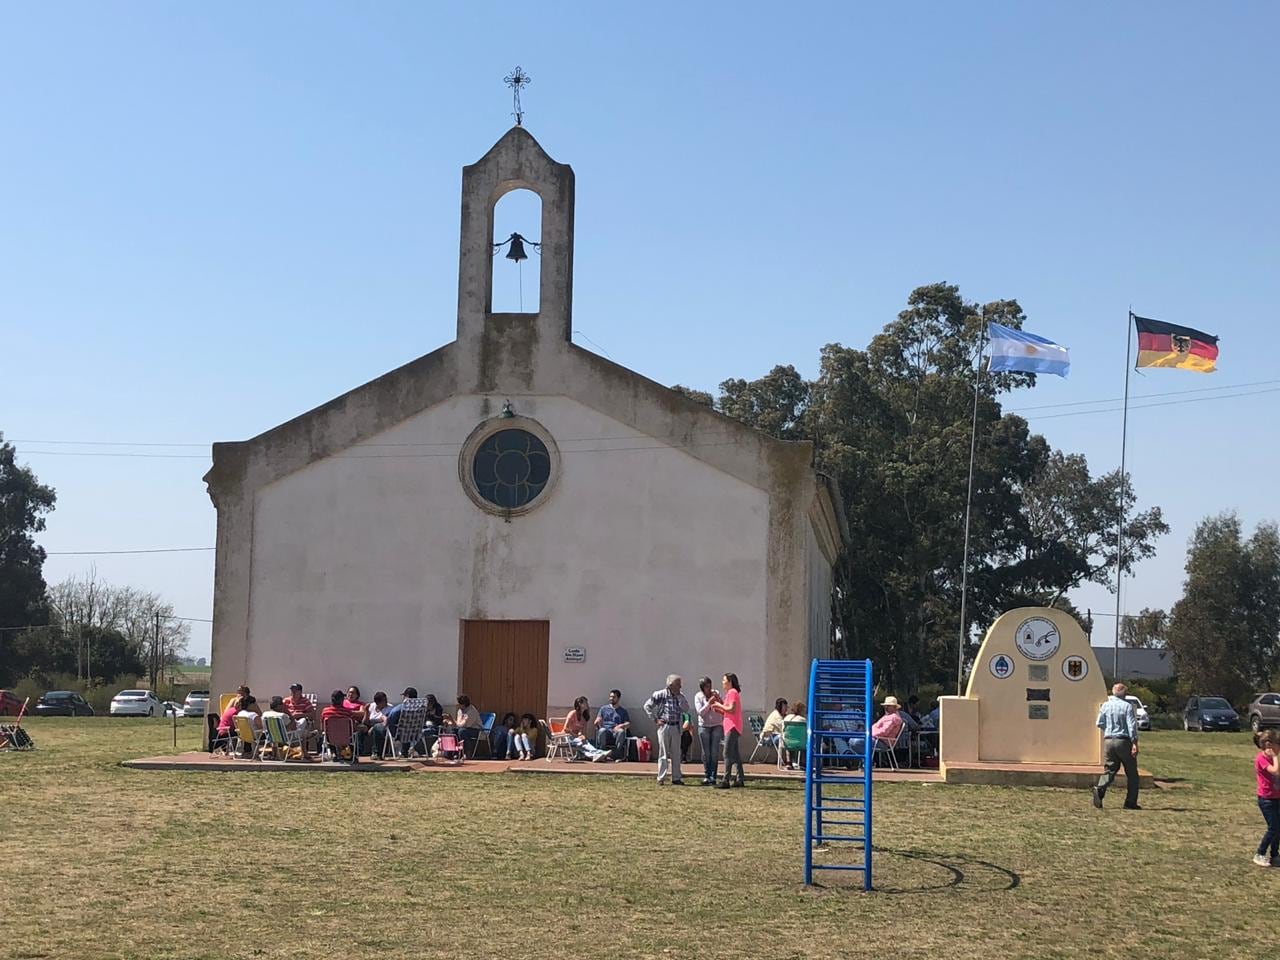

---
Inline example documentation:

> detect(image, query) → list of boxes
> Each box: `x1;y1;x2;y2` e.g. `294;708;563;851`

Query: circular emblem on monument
989;654;1014;679
458;414;560;517
1013;616;1061;661
1061;655;1089;681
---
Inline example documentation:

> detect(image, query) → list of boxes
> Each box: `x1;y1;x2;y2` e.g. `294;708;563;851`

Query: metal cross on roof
504;66;531;126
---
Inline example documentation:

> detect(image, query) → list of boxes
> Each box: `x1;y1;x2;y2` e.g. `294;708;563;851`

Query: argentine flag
987;321;1070;377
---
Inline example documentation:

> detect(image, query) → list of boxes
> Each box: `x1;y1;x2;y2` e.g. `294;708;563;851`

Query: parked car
161;700;183;718
1246;693;1280;733
1183;695;1241;732
34;691;95;716
183;690;210;718
1125;695;1151;731
109;689;165;717
0;689;24;716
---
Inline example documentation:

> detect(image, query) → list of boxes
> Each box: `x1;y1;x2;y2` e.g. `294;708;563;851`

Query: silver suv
1247;693;1280;734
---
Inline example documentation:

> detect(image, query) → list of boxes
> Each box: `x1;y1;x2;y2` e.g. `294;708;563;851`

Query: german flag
1134;316;1219;373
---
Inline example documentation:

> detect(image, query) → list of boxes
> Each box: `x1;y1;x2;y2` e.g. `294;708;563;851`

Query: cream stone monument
938;606;1131;786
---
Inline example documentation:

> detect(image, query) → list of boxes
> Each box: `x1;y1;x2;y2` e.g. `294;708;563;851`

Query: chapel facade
204;127;846;728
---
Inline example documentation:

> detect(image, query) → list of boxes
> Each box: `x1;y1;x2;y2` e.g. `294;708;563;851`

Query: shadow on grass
868;846;1021;895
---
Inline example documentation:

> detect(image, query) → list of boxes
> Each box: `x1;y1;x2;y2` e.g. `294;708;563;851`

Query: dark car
1183;695;1240;732
0;689;23;716
1247;693;1280;733
34;691;95;717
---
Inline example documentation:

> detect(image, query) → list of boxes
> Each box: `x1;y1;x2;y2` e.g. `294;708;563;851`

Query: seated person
379;687;427;758
343;686;369;724
827;704;866;767
494;712;518;761
762;697;787;756
320;690;363;758
922;702;940;729
564;697;614;762
282;683;318;753
782;701;807;770
212;695;242;753
260;696;298;756
235;695;263;732
594;689;631;760
451;694;483;752
422;693;445;752
871;696;908;751
511;712;539;760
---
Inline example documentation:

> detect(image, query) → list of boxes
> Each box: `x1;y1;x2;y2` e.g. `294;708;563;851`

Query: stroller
0;698;34;751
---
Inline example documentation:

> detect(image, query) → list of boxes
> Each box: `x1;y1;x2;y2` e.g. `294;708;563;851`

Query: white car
183;690;210;717
1125;695;1152;731
162;700;183;718
110;689;165;717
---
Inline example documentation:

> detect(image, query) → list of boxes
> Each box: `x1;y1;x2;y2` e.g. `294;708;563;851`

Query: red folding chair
322;715;357;765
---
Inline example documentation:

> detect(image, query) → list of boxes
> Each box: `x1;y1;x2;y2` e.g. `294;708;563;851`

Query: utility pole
153;610;162;691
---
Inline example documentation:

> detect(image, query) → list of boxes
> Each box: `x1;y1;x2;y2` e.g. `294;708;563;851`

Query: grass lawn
2;720;1272;959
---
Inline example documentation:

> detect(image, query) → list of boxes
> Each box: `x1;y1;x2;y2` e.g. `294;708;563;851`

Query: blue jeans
699;725;723;782
1259;797;1280;858
491;729;510;760
596;727;628;758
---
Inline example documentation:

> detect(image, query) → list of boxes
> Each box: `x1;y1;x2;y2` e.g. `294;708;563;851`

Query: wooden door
459;620;550;721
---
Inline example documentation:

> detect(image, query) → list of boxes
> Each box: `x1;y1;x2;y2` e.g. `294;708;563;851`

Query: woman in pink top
1252;730;1280;867
711;672;745;788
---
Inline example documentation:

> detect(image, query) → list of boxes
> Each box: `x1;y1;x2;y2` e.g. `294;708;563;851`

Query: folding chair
541;718;577;762
218;693;238;716
781;719;807;771
469;712;496;759
382;699;429;759
232;715;266;761
0;698;34;751
321;715;358;765
261;714;303;762
747;715;777;763
436;729;464;764
873;725;909;770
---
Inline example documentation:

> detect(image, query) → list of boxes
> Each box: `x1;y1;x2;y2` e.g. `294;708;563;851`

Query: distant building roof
1091;646;1175;682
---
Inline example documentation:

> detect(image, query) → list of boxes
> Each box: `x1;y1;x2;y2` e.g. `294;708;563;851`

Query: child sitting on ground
511;713;539;760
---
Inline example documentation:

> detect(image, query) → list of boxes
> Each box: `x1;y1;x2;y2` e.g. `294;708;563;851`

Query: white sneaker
1252;854;1271;867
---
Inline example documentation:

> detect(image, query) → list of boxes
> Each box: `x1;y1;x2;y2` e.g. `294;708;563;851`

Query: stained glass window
471;429;552;510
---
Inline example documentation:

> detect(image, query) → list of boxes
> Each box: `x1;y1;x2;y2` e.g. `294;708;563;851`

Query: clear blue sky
3;3;1277;659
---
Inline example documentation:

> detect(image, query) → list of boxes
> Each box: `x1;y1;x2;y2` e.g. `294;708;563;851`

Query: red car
0;690;25;716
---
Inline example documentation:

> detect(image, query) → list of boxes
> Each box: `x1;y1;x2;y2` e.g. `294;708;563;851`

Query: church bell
504;233;528;262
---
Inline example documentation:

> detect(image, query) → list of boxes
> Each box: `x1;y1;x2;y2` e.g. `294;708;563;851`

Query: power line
0;613;213;632
1023;385;1280;421
45;547;215;556
1007;376;1280;412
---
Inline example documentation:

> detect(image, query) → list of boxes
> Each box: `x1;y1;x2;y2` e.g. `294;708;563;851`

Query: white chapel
204;126;846;728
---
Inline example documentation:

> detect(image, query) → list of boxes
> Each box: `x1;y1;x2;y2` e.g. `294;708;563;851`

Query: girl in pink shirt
1252;730;1280;867
712;672;745;788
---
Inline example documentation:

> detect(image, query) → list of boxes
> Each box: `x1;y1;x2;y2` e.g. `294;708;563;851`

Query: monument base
941;760;1154;789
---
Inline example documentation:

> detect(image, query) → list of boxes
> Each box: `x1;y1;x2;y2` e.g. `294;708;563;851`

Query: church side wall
804;524;833;662
239;395;772;725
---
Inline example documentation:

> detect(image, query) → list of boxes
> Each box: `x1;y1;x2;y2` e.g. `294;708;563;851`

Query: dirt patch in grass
1;720;1270;959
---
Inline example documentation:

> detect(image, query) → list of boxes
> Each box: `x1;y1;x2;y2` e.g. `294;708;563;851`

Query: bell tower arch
455;126;575;355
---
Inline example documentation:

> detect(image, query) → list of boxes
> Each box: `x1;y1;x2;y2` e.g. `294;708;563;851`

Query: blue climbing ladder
804;658;873;889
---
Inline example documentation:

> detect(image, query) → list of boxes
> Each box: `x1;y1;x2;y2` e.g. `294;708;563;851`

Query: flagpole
957;326;986;692
1113;311;1134;679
